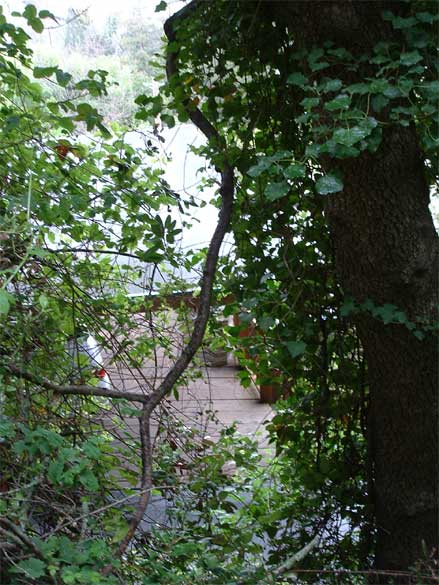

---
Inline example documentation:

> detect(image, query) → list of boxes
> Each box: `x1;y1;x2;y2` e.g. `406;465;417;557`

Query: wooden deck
168;365;273;448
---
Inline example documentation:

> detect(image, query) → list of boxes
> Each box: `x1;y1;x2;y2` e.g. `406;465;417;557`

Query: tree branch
105;0;235;566
4;363;150;404
274;533;321;577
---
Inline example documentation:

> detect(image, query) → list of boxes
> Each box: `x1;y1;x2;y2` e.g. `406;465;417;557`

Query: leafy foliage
0;2;437;584
158;0;438;579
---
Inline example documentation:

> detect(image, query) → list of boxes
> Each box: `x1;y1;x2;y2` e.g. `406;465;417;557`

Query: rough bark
264;0;439;575
325;124;438;574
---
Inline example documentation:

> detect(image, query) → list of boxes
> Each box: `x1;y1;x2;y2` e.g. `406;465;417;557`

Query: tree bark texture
263;0;439;575
326;124;438;574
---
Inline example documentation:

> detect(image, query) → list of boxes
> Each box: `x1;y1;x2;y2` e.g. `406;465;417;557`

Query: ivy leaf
391;15;417;29
315;174;343;195
345;82;370;95
310;61;330;72
333;126;370;147
422;80;439;97
367;127;383;153
323;79;342;92
155;1;167;11
283;163;306;179
248;157;274;177
383;85;401;99
372;303;407;325
305;143;321;158
15;558;46;579
259;315;275;331
371;94;389;112
325;140;360;159
287;72;307;86
400;51;422;66
265;182;290;201
325;94;351;111
284;340;306;358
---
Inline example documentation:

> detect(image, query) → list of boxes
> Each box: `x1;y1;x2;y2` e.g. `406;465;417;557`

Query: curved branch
5;363;150;404
152;1;234;415
115;405;152;554
107;0;235;566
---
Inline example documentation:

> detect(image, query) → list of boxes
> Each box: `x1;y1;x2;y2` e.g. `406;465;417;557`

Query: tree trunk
325;123;438;574
265;0;439;575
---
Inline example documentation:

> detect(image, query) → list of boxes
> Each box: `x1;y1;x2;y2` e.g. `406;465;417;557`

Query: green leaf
416;12;435;24
56;69;72;87
325;94;351;111
160;113;175;128
367;127;383;153
39;9;55;19
370;79;391;94
345;82;370;95
300;97;320;110
0;290;13;315
248;157;273;177
383;85;401;99
305;143;321;158
391;15;417;29
315;174;343;195
284;340;306;358
155;1;167;11
340;298;357;317
283;163;306;179
173;542;199;557
371;94;389;112
82;440;101;459
29;17;44;33
400;50;422;66
332;126;369;147
310;61;329;72
265;182;289;201
79;468;99;491
23;4;37;19
48;459;64;484
323;79;343;92
287;72;307;86
38;294;49;309
325;140;360;159
33;66;57;79
259;315;275;331
16;558;46;579
0;419;16;440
